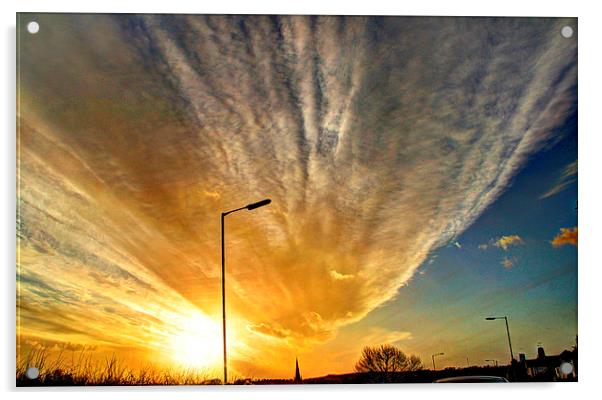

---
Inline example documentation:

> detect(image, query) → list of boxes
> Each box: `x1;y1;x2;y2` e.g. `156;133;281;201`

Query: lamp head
246;199;271;210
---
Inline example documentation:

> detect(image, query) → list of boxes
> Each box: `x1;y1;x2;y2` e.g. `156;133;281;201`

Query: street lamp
431;352;444;371
221;198;271;384
485;316;515;363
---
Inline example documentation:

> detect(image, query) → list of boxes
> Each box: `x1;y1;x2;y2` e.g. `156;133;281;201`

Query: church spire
294;357;302;383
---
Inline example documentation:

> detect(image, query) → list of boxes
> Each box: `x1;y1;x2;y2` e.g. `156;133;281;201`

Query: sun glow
167;312;223;370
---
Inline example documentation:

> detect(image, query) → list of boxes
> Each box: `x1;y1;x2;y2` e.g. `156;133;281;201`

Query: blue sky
344;117;578;369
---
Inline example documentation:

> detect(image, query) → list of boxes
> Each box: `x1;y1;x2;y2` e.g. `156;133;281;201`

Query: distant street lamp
221;199;271;384
485;316;515;363
431;352;444;371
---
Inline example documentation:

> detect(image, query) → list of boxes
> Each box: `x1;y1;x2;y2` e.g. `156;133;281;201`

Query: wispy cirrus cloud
541;160;577;199
18;14;576;377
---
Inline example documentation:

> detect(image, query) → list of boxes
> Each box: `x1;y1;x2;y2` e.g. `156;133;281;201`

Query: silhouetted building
517;346;577;381
294;357;302;383
537;346;546;359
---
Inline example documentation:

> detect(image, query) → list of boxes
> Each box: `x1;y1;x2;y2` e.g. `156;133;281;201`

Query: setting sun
167;313;223;370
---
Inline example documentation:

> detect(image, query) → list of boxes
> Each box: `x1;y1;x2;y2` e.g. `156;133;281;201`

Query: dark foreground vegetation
303;366;511;384
17;343;577;386
17;348;220;386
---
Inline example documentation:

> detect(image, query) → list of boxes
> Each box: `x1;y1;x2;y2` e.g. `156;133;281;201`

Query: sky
17;14;577;379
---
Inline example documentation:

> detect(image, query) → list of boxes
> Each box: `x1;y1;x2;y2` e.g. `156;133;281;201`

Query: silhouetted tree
406;354;423;372
355;344;423;381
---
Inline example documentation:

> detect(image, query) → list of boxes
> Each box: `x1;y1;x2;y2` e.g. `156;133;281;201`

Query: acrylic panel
16;13;578;386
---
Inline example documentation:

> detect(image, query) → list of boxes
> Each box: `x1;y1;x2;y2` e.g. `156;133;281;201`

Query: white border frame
3;1;600;399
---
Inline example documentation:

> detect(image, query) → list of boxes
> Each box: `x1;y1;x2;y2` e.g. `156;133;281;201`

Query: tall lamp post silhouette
485;316;515;363
221;198;271;384
431;352;444;371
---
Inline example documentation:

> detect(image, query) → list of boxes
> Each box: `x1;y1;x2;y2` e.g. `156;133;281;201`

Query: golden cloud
329;270;355;281
494;235;524;251
551;227;578;247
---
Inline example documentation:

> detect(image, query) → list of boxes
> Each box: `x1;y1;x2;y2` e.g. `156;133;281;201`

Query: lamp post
485;316;515;363
431;352;444;371
221;198;271;384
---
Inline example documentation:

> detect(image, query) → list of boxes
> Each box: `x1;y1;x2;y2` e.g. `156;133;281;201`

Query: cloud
247;311;333;345
247;322;292;340
501;256;515;269
541;160;577;199
17;15;577;376
25;338;98;352
479;235;522;269
329;270;354;281
551;227;578;247
493;235;524;251
359;328;413;346
202;190;221;200
479;235;524;250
